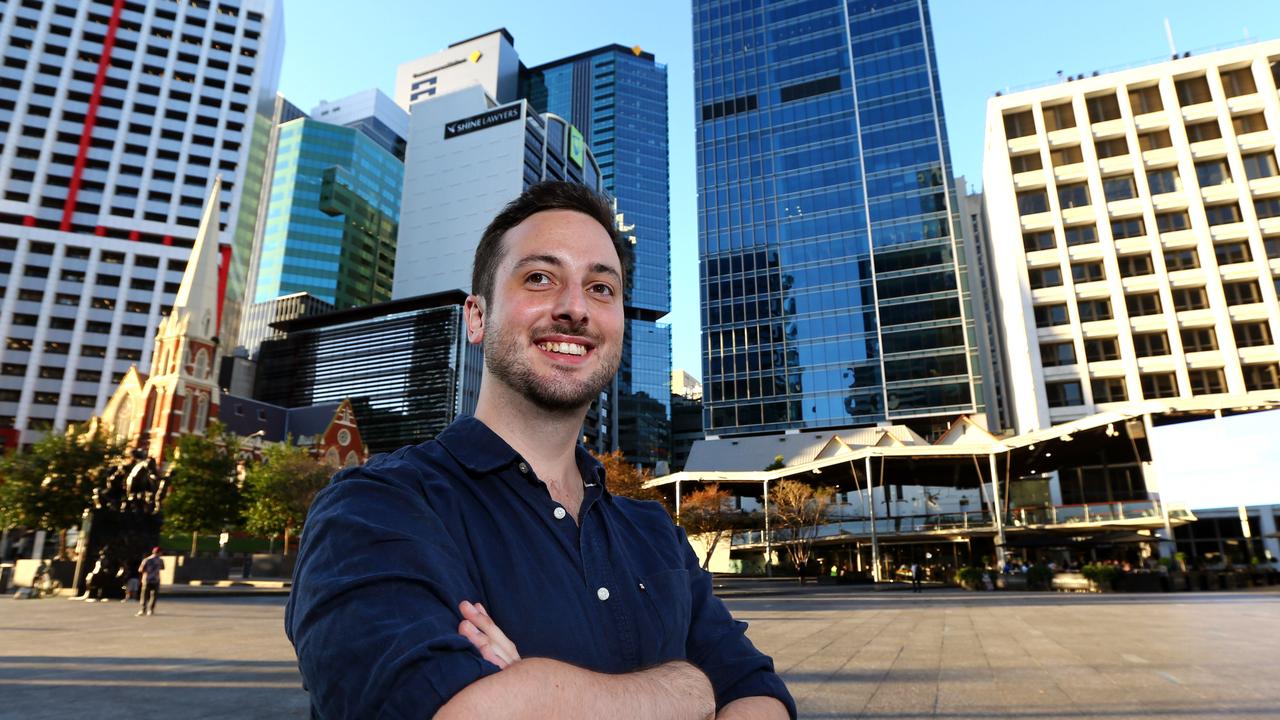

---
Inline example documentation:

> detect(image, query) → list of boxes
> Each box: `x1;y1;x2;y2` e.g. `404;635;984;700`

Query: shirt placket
579;491;639;669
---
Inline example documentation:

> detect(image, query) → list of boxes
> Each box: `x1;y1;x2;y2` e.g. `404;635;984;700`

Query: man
137;547;164;616
286;182;794;719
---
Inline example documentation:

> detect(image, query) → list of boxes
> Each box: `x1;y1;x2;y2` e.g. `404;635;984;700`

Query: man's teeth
539;341;586;356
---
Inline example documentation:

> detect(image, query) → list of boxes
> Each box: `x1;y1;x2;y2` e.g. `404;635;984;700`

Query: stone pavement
1;588;1278;718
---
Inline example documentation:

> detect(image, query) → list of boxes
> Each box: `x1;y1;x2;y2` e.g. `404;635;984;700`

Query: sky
277;1;1280;384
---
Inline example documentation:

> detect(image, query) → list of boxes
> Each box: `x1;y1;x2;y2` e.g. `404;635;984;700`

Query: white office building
0;0;284;447
394;29;520;110
983;40;1280;435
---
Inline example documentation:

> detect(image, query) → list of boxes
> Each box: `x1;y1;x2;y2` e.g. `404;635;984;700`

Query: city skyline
277;0;1280;382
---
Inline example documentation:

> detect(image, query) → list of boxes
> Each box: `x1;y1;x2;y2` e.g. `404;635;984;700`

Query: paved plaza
1;588;1278;719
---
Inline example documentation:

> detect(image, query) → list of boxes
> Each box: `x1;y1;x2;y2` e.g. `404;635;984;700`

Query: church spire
171;178;223;342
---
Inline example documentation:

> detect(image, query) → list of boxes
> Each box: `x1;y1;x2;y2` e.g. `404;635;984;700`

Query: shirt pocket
636;568;691;664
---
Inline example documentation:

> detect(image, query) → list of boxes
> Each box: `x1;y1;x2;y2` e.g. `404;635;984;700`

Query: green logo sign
568;126;584;168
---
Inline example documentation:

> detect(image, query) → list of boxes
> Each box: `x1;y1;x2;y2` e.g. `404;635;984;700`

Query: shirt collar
437;415;608;491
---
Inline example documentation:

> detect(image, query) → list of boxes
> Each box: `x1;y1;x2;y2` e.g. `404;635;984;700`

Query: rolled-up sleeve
285;462;500;719
677;527;797;719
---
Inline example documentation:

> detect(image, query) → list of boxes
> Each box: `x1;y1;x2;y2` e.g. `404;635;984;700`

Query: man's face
466;209;624;413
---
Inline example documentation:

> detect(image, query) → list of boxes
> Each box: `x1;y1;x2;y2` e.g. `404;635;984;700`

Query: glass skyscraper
524;46;673;467
694;0;983;439
254;118;403;309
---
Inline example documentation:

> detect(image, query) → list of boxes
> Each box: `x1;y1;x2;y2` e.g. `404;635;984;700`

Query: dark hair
471;181;630;302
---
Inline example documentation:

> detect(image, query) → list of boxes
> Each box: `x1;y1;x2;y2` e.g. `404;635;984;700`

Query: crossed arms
441;600;788;720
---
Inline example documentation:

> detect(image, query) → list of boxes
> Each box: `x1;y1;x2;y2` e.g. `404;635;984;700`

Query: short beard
483;320;619;414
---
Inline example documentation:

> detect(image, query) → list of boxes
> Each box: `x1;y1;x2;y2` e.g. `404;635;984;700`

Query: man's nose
552;283;589;325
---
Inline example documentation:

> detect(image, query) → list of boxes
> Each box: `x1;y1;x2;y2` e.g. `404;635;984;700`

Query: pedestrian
286;182;795;719
124;572;140;603
910;562;922;592
136;546;164;616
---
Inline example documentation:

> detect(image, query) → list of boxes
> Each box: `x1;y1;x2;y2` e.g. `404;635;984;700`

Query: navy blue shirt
285;416;795;719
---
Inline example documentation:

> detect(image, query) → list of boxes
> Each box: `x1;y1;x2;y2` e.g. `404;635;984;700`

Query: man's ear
464;294;485;345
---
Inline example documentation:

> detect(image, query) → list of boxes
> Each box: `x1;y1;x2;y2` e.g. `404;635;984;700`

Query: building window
1223;280;1263;306
1111;217;1146;239
1070;261;1105;283
1255;197;1280;220
1125;292;1162;316
1023;231;1055;252
1185;119;1222;142
1028;266;1062;289
1162;248;1199;271
1003;110;1036;139
1233;321;1273;347
1103;174;1137;201
1095;137;1129;159
1064;225;1097;246
1233;112;1267;135
1051;145;1083;166
1045;380;1084;408
1156;211;1190;233
1091;377;1128;403
1214;240;1252;265
1188;369;1226;395
1042;102;1076;131
1040;341;1077;367
1140;372;1179;399
1196;159;1231;187
1132;331;1170;357
1118;253;1155;277
1058;182;1090;209
1180;327;1218;352
1147;169;1180;195
1175;75;1213;106
1242;363;1280;391
1139;129;1172;150
1086;93;1122;122
1128;84;1163;114
1220;67;1257;97
1243;152;1278;180
1010;153;1042;173
1264;235;1280;259
1205;203;1242;226
1017;190;1049;215
1084;337;1121;362
1034;304;1069;327
1172;286;1209;311
1077;299;1113;322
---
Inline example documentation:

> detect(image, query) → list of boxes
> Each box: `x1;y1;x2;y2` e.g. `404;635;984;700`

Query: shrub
956;566;984;589
1026;563;1054;590
1080;563;1120;589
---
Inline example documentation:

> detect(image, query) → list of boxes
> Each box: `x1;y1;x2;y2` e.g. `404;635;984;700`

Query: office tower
693;0;982;440
394;29;520;110
254;290;482;455
312;89;409;160
954;177;1013;432
237;291;334;360
252;91;406;310
0;0;284;446
984;41;1280;433
669;369;703;472
524;45;673;468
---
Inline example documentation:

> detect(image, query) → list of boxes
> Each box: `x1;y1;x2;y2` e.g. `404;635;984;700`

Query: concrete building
693;0;985;441
983;41;1280;433
311;88;408;160
0;0;285;446
670;369;703;473
394;29;520;111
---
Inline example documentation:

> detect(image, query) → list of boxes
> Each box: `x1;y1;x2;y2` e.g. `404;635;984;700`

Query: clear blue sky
278;1;1280;384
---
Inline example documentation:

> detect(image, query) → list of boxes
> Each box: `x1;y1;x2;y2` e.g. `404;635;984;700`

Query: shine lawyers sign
444;103;523;139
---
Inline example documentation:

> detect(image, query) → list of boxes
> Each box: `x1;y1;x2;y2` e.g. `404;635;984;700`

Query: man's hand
458;600;521;668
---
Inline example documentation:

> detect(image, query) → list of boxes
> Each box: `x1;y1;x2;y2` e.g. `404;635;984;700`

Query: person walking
910;562;922;593
136;547;164;616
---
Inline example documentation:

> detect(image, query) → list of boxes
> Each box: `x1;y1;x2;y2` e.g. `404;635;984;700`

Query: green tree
242;441;334;555
0;424;126;557
164;421;243;555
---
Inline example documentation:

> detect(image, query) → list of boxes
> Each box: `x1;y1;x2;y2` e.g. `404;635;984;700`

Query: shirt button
596;587;610;602
553;507;567;520
517;462;529;474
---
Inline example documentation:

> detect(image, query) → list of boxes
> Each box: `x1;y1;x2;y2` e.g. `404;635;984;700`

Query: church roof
218;394;344;444
169;179;223;339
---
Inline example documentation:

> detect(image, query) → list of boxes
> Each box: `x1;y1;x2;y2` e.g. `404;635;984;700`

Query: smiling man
285;182;794;719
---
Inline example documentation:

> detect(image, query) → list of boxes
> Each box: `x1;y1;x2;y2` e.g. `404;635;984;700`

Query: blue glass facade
255;119;403;309
524;47;673;467
694;0;981;438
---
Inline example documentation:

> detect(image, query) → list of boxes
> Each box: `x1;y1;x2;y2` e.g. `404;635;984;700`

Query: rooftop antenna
1164;18;1177;58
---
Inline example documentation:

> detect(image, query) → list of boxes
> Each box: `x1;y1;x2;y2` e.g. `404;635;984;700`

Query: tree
0;423;126;557
764;454;785;471
768;479;835;583
164;421;242;555
678;484;737;570
242;440;335;555
590;449;666;506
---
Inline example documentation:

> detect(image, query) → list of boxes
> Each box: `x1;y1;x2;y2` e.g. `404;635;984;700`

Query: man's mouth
537;341;588;357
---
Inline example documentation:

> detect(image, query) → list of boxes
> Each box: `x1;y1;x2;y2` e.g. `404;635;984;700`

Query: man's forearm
717;696;790;719
436;658;715;720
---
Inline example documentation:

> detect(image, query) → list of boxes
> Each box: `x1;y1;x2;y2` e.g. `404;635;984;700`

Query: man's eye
526;272;551;285
590;283;615;296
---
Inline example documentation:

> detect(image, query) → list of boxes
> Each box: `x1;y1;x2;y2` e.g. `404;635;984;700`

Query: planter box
1116;573;1169;593
1167;571;1189;592
12;559;75;588
997;574;1028;591
1051;572;1091;592
171;556;230;583
251;554;296;579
